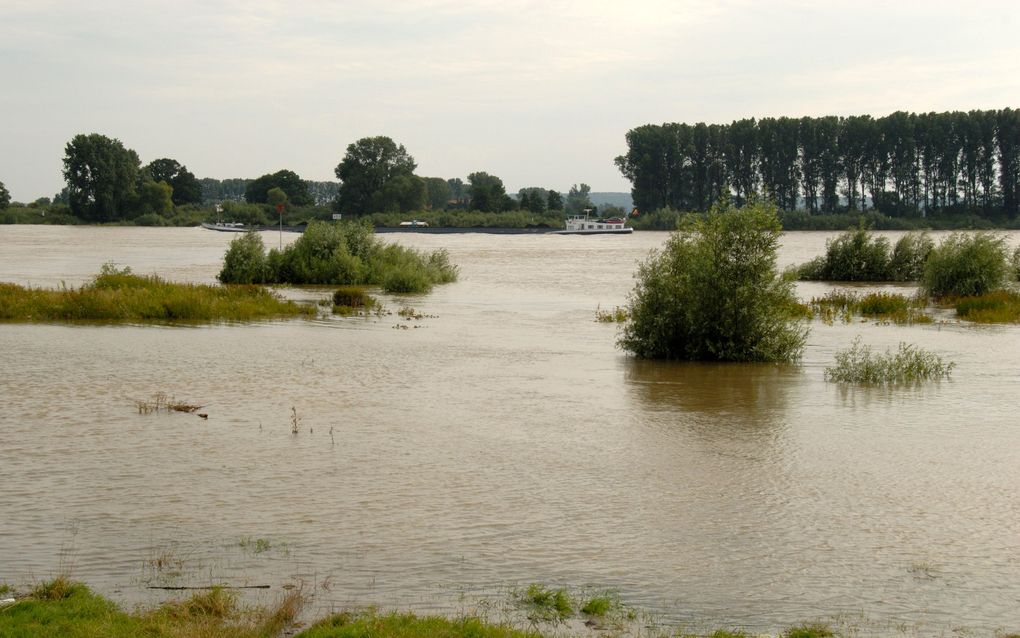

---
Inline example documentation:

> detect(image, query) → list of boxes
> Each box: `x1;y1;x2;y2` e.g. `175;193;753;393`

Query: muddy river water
1;226;1018;634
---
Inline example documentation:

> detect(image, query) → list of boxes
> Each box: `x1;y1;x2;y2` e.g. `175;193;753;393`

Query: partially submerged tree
922;232;1010;299
620;199;807;362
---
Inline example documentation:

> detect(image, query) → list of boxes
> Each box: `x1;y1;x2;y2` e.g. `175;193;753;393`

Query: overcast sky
2;0;1019;201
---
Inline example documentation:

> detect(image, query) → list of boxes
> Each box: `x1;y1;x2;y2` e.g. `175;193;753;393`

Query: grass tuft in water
784;623;835;638
238;536;272;555
824;336;955;385
954;289;1020;323
513;584;573;623
808;291;929;324
594;305;629;323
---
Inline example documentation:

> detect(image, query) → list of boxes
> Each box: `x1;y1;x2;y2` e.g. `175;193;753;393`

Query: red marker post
276;203;285;249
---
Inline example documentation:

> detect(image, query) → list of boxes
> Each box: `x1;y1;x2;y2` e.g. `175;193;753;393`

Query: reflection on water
625;359;795;425
1;227;1020;635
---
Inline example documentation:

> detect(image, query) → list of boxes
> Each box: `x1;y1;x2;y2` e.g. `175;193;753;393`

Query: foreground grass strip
298;611;538;638
824;337;955;385
0;578;297;638
0;265;314;323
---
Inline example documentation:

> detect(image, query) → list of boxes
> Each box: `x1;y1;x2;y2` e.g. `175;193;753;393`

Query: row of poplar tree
614;109;1020;218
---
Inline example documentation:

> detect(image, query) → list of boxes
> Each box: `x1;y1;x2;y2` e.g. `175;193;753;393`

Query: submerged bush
824;337;955;385
218;221;458;293
889;232;934;281
797;228;933;282
219;231;270;284
922;232;1009;299
818;226;891;281
620;200;807;362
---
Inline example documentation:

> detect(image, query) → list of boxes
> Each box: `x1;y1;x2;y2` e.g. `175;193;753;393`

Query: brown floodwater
0;226;1018;634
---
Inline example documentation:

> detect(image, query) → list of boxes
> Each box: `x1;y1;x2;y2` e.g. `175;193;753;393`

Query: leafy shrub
824;337;955;384
1012;246;1020;281
218;231;269;284
620;200;807;362
218;221;458;293
922;232;1009;299
889;232;934;281
799;226;892;281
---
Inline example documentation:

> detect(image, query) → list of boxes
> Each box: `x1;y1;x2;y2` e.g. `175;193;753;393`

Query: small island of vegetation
0;264;314;323
218;220;458;294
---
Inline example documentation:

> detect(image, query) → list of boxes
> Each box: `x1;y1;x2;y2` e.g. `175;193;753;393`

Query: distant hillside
589;192;633;210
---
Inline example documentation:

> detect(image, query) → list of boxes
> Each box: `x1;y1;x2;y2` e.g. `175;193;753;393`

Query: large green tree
144;158;202;206
0;180;10;209
565;183;594;216
466;172;506;212
517;187;548;214
334;136;417;215
244;169;312;206
423;177;451;210
372;174;426;213
62;133;141;222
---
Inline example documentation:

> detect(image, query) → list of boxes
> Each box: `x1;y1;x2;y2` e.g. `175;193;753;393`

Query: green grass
2;579;1007;638
594;305;629;322
238;537;272;555
298;611;539;638
953;289;1020;323
513;584;573;623
0;579;299;638
807;291;930;325
824;337;955;385
0;265;315;323
784;624;835;638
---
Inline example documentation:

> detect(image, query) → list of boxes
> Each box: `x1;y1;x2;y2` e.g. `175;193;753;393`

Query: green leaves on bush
620;200;806;362
217;221;458;293
796;227;933;282
824;337;955;385
922;232;1009;299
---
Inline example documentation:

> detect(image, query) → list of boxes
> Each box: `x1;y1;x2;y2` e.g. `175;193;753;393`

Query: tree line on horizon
10;133;604;224
615;109;1020;219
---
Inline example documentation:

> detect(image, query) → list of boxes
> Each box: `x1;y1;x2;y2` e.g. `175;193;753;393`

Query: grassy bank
0;265;314;323
0;578;854;638
0;578;298;638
